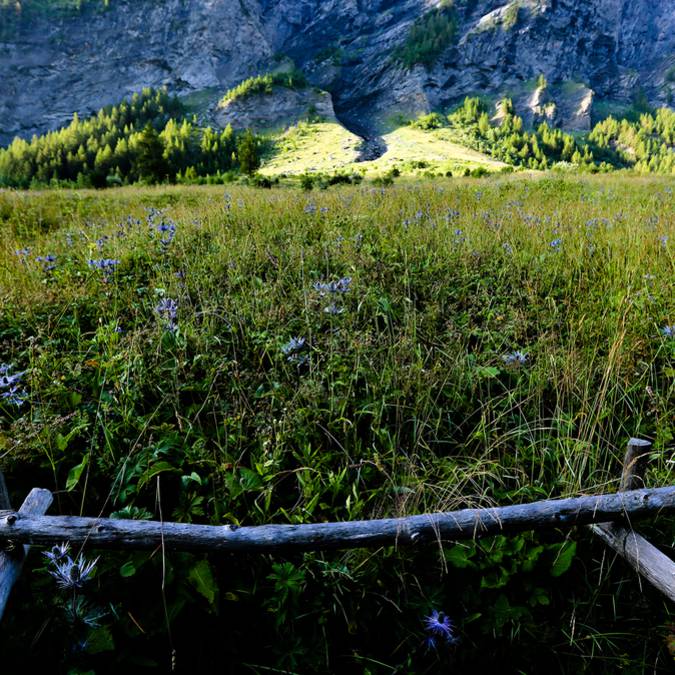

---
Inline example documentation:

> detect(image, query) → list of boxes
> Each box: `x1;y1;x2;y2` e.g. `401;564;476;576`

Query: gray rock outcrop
0;0;673;145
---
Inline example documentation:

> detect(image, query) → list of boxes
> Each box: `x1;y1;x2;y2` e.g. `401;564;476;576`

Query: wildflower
304;203;317;215
281;336;306;355
43;542;71;563
502;243;513;255
324;303;344;316
281;336;308;366
0;364;27;406
423;610;457;647
156;220;176;247
502;351;528;366
549;238;562;250
36;254;57;272
49;553;98;590
660;325;675;338
155;298;178;332
313;277;352;296
95;235;109;251
659;235;668;248
14;247;30;259
87;258;120;282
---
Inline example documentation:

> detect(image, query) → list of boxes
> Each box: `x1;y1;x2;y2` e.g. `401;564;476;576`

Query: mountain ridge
1;0;673;145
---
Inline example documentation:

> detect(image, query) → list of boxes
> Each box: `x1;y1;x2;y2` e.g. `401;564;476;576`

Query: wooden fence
1;438;673;622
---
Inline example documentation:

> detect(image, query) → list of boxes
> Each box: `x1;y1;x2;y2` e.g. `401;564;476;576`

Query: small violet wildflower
47;550;99;590
660;325;675;338
88;258;120;281
313;277;352;296
44;543;98;591
36;254;57;272
502;351;528;366
281;336;308;366
423;610;458;649
155;298;178;332
324;303;344;316
0;363;27;407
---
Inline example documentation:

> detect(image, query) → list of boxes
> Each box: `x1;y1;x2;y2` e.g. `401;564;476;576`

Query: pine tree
236;129;260;175
134;122;167;183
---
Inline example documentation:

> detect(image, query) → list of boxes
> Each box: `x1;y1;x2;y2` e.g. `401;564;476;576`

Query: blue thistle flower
423;609;457;647
502;351;528;366
324;303;344;316
313;277;352;296
281;337;308;366
281;336;306;356
36;254;57;272
87;259;121;281
43;542;71;563
155;298;179;332
48;552;98;590
0;364;27;407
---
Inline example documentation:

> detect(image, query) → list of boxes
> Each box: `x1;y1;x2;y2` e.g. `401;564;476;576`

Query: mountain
1;0;673;146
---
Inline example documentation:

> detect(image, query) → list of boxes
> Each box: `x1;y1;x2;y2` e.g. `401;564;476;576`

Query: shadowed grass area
0;175;673;672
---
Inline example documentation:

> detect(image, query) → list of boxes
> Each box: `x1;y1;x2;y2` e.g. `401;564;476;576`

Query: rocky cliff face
1;0;673;144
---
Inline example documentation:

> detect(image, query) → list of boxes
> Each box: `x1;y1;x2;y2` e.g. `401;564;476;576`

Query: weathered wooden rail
2;486;675;553
0;438;673;622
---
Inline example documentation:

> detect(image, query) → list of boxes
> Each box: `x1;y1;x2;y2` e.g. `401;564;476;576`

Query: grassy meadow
261;121;506;176
0;174;673;672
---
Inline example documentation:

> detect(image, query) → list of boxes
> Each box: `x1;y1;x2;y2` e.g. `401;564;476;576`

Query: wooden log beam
589;523;675;601
0;488;53;622
590;438;675;603
0;486;674;555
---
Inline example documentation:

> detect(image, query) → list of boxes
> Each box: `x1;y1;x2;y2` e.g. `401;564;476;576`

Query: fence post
0;487;53;622
589;438;675;602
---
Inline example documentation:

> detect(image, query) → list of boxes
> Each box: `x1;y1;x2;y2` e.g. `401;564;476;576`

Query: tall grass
0;175;673;671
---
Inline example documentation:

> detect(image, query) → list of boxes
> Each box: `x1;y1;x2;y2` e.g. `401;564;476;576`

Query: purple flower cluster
36;254;57;272
155;298;178;332
147;209;177;249
0;363;26;406
502;351;528;366
313;277;352;297
88;258;120;282
313;276;352;316
282;336;308;366
423;610;458;650
43;542;98;590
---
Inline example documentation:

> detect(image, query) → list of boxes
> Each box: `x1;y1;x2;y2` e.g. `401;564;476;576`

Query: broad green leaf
551;540;577;577
85;626;114;654
119;561;137;578
188;559;218;607
444;545;475;569
66;454;89;492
